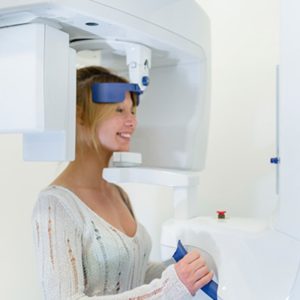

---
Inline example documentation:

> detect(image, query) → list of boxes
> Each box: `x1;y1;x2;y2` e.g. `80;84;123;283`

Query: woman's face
96;92;137;152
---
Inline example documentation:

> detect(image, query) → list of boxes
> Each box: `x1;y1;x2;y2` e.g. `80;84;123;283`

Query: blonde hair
76;66;134;154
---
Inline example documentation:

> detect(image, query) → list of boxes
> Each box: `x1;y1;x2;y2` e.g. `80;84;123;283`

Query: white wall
0;135;59;299
0;1;279;298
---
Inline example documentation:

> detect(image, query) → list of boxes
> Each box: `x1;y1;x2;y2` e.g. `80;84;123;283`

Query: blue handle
172;240;218;300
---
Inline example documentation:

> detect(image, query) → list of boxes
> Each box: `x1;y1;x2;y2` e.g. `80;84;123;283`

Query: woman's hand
174;250;213;296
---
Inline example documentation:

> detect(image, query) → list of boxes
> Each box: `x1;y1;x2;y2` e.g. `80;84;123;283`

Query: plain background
0;0;279;298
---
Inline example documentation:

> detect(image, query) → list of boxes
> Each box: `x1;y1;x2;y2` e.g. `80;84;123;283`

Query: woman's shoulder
38;185;77;206
39;184;72;196
33;185;86;227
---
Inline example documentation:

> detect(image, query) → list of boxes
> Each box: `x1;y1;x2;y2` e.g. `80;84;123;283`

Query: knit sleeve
32;194;192;300
108;265;192;300
144;261;171;284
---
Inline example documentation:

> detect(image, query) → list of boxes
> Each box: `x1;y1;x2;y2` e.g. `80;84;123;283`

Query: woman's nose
124;114;137;128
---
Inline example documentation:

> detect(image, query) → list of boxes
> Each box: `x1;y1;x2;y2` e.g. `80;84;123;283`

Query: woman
32;66;213;299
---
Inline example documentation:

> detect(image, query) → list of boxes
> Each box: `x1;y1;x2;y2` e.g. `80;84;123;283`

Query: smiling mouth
117;132;131;139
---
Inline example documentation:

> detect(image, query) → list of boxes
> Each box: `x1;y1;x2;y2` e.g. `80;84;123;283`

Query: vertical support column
275;0;300;240
173;185;200;219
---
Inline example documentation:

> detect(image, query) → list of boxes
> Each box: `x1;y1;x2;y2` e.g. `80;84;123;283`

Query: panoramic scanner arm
76;41;152;92
125;43;151;91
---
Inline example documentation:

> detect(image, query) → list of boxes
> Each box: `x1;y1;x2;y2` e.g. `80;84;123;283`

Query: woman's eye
116;107;123;113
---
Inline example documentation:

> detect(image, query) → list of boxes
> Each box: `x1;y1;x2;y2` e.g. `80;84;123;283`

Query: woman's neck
54;147;112;190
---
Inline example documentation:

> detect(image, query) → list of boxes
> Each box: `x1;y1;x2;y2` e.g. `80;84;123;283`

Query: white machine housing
0;23;76;161
0;0;210;219
0;0;210;169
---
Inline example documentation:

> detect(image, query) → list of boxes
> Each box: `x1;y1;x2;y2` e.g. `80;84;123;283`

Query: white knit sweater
32;185;192;300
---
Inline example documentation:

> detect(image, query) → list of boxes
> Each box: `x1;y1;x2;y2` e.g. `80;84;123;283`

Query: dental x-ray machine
0;0;210;220
2;1;299;300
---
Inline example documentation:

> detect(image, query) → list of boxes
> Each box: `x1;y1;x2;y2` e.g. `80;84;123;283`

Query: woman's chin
118;146;130;152
112;144;130;152
101;145;130;153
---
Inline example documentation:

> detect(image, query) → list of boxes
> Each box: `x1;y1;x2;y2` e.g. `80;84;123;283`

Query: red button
217;211;226;219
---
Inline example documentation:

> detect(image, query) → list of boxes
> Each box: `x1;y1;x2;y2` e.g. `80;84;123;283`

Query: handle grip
172;240;218;300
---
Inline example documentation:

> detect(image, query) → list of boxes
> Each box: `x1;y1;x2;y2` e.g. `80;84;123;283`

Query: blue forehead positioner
92;83;143;106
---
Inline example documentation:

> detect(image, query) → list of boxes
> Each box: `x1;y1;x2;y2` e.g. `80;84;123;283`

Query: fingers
188;255;206;271
176;250;207;275
193;265;209;279
174;250;213;296
182;250;201;264
193;271;214;291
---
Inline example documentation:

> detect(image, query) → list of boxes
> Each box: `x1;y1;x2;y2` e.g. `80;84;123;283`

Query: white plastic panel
23;39;76;161
131;61;209;171
22;25;76;161
92;0;210;52
0;23;44;132
0;0;208;60
161;217;300;300
290;265;300;300
0;23;76;161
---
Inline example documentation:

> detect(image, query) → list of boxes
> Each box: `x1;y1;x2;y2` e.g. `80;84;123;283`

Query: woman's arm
32;194;192;300
144;261;174;284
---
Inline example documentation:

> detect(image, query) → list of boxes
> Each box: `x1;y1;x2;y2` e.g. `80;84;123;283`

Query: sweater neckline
48;185;140;240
